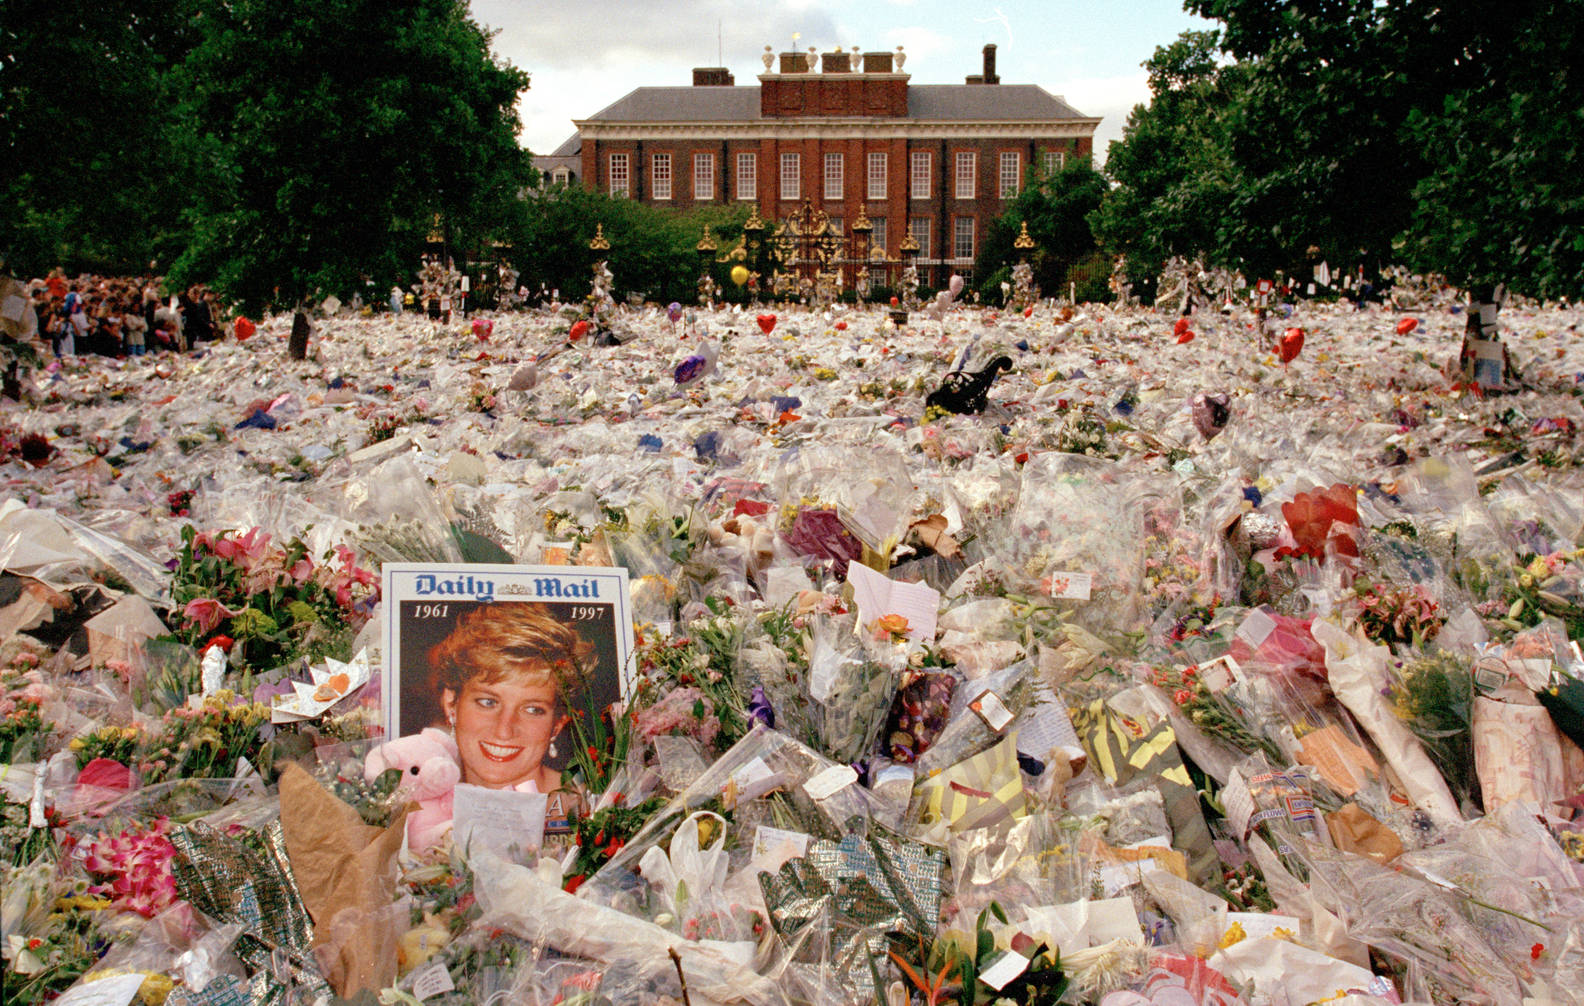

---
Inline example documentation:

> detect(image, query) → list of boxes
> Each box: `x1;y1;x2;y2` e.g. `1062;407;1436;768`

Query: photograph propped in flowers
382;563;633;779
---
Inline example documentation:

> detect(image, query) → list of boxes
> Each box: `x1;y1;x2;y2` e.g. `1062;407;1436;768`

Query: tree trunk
288;310;311;360
1460;283;1507;388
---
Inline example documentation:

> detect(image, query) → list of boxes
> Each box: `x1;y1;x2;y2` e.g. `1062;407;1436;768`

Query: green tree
975;159;1107;301
1397;1;1584;300
168;0;532;314
1182;0;1584;301
1091;30;1246;283
512;185;749;307
1;2;198;275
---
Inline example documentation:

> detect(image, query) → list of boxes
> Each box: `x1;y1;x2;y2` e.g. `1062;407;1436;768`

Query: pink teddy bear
364;727;460;854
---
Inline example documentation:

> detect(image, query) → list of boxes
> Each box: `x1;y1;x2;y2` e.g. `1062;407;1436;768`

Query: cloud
475;0;838;73
1049;71;1152;166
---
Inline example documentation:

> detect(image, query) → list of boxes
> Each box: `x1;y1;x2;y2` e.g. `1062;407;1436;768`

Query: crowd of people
25;271;228;359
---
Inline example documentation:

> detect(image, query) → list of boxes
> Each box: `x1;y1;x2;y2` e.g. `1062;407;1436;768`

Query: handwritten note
846;561;939;643
452;784;546;858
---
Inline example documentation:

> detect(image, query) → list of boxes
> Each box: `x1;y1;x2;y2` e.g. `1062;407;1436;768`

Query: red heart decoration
1024;305;1034;318
568;320;589;341
834;321;847;331
756;313;777;334
1173;318;1191;336
1176;329;1195;344
1280;327;1305;363
1396;317;1418;335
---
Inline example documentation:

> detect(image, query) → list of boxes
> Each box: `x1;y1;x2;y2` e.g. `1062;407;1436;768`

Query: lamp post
850;208;872;305
897;225;921;316
1011;221;1037;311
586;224;614;332
696;225;719;308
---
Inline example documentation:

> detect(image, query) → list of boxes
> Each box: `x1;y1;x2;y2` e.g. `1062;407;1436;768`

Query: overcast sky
470;0;1214;166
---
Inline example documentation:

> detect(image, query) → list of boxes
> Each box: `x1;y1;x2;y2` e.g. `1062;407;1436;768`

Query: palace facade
535;44;1098;285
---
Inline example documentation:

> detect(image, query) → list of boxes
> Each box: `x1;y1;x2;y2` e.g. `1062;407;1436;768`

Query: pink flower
288;557;314;584
81;817;179;917
182;597;236;634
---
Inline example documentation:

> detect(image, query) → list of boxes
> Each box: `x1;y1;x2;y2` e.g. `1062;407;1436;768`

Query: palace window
693;153;714;200
608;153;629;197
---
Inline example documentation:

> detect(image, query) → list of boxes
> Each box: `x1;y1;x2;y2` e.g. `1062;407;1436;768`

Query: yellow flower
1217;920;1247;949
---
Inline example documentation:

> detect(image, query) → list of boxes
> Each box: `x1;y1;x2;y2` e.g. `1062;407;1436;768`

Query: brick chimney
966;43;999;84
820;49;851;73
692;67;734;86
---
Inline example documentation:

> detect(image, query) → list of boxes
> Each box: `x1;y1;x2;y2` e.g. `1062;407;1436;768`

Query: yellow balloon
730;265;749;286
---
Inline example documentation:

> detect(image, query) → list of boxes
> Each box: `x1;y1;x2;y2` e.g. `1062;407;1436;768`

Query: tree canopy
1099;0;1584;299
1;2;198;275
168;0;532;312
2;1;533;313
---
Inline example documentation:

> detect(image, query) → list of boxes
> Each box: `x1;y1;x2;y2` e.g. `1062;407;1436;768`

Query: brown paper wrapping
1296;724;1378;798
1324;802;1403;864
278;763;409;997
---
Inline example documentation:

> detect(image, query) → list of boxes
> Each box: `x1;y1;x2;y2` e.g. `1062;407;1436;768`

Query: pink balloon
949;275;964;298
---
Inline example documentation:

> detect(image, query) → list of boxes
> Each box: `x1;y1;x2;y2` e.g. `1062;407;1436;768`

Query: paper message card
452;783;547;858
846;560;940;643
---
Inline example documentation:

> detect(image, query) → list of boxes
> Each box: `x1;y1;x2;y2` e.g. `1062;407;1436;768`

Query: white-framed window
954;151;976;199
652;153;672;200
1042;150;1065;175
910;151;931;199
608;153;629;197
999;151;1021;198
693;153;714;200
780;152;801;200
551;167;570;186
953;216;975;260
823;153;843;200
867;152;887;200
736;152;756;200
909;217;931;259
868;215;886;252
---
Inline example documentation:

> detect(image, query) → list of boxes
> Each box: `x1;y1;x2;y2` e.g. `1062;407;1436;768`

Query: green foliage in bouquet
629;604;751;759
561;793;667;894
1389;651;1481;810
168;525;378;673
1486;549;1584;641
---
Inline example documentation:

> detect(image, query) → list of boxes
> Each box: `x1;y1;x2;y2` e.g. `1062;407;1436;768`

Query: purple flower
747;686;775;729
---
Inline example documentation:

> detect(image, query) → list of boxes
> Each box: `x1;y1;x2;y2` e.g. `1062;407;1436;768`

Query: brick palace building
534;44;1099;287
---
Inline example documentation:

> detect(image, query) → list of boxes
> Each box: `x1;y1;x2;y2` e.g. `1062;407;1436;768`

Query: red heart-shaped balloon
889;296;899;307
1176;329;1195;344
1396;317;1418;335
834;321;847;331
1280;327;1305;363
756;313;777;334
1173;318;1191;336
569;320;589;341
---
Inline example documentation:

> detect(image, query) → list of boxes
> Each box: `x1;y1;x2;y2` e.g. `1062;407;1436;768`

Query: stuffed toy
364;727;460;854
